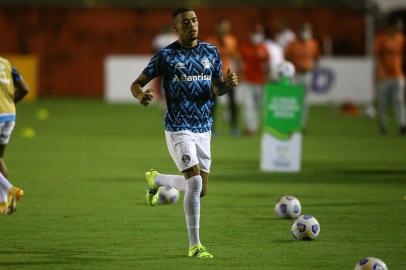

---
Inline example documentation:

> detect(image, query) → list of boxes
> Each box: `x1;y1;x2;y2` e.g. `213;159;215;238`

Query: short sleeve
143;49;163;79
213;47;223;79
11;67;22;84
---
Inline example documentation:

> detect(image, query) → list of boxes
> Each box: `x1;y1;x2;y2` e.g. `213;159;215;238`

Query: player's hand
136;89;154;106
225;68;239;88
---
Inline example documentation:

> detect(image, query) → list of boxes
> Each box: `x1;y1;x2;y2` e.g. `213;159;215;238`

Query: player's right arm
130;73;154;106
131;49;164;106
12;67;29;103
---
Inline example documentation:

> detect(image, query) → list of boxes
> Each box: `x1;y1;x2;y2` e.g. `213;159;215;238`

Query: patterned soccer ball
354;257;388;270
158;186;180;204
276;60;295;80
291;214;320;240
274;195;302;219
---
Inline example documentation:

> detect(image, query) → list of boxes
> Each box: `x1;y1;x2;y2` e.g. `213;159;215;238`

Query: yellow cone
36;108;49;120
21;127;36;138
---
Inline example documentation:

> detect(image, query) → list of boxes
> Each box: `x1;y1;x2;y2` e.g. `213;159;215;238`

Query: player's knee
183;165;200;179
200;188;207;197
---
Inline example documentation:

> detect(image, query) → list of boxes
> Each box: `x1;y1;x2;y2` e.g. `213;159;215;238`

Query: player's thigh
254;84;263;107
240;83;254;108
377;81;390;107
165;130;199;173
394;78;405;103
195;131;212;174
0;121;15;150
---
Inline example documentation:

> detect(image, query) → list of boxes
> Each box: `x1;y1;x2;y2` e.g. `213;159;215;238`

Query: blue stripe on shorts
0;114;16;122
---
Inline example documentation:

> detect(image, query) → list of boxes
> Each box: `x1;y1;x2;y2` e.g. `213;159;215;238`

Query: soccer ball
274;195;301;219
158;186;180;204
291;214;320;240
276;60;295;80
354;257;388;270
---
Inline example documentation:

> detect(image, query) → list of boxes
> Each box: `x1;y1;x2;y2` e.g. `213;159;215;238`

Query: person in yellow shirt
0;56;28;214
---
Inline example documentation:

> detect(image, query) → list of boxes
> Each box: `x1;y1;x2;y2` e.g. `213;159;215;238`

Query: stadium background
0;0;386;97
0;1;405;269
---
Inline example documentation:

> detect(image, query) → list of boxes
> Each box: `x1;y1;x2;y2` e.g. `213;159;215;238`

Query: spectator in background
275;20;296;49
264;26;284;82
207;18;240;136
152;25;178;50
285;23;320;130
152;25;178;105
239;23;269;135
373;19;406;135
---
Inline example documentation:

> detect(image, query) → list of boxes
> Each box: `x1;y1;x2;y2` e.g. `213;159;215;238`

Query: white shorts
0;121;15;145
165;130;212;173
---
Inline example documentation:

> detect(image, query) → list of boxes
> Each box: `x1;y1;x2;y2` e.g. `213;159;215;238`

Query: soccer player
130;8;238;258
0;56;28;214
373;19;406;135
285;23;320;130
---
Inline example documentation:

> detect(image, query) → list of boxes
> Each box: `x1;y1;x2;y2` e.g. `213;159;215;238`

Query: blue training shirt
143;41;223;133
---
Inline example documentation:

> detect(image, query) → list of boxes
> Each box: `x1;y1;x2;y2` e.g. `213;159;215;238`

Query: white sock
0;172;12;203
184;175;202;248
0;191;5;204
154;174;185;191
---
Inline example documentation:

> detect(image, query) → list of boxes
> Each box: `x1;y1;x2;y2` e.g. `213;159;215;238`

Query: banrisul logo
172;74;211;82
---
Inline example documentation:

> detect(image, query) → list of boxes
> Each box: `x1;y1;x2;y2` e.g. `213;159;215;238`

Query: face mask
300;30;312;40
250;33;264;45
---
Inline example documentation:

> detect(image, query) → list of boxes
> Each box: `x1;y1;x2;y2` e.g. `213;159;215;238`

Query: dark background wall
0;7;365;97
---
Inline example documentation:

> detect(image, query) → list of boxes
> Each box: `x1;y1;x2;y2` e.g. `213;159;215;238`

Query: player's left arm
12;67;29;103
212;69;239;96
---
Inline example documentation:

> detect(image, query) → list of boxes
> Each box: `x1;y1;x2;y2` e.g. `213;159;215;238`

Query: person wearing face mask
207;19;241;137
373;19;406;135
239;23;270;135
285;23;320;130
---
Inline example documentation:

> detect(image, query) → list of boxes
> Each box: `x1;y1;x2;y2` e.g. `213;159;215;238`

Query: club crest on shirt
182;155;191;165
201;57;212;69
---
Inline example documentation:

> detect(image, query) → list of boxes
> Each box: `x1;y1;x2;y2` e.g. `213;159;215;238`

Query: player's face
174;11;199;43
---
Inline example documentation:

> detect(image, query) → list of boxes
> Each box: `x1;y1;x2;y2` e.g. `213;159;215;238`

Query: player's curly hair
172;7;194;19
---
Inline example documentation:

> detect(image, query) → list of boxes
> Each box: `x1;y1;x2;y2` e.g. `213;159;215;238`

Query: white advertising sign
104;55;153;103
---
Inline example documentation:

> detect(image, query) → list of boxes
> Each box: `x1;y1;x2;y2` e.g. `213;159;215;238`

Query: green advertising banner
263;80;304;140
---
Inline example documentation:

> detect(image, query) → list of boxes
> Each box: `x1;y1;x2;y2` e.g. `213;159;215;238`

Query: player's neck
178;38;198;48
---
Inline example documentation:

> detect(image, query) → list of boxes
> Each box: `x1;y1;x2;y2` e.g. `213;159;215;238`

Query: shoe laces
192;246;209;257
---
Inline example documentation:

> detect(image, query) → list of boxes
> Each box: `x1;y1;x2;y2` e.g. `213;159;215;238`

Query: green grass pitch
0;99;405;269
